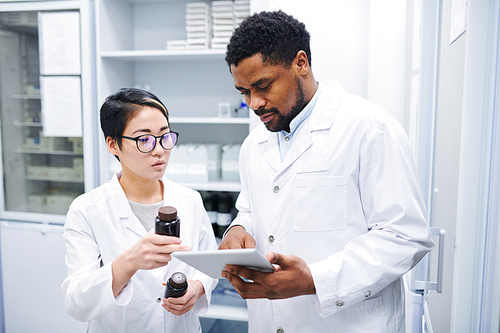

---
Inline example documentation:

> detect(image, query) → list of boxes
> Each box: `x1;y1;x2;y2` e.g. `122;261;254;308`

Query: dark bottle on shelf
217;193;233;237
203;192;219;237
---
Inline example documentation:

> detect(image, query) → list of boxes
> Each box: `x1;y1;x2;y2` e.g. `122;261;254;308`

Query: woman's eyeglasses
120;131;179;153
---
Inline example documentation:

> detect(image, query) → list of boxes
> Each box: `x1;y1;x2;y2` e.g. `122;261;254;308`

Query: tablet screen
172;248;274;279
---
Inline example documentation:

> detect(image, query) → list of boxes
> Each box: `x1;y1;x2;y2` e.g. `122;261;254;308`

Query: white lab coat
230;80;434;333
61;172;218;333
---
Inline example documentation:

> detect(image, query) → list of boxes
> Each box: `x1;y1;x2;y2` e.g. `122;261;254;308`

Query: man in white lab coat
219;10;434;333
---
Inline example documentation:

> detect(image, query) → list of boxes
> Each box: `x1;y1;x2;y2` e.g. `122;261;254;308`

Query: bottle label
207;211;217;223
217;212;232;226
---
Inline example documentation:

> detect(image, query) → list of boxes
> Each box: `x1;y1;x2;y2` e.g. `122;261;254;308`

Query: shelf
200;304;248;322
26;176;84;184
13;121;42;127
11;94;41;100
14;149;83;156
182;181;241;192
170;117;250;125
100;49;226;62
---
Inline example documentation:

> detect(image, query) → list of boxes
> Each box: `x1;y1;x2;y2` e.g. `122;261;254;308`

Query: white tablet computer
172;248;274;279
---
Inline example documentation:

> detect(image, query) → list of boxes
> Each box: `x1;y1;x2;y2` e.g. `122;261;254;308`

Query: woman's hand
112;230;190;297
125;230;190;271
162;280;205;316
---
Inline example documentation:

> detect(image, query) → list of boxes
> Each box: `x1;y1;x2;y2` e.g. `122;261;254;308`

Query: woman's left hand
161;280;205;316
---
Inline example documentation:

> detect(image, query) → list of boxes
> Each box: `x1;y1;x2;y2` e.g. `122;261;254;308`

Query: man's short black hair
225;10;311;70
100;88;169;159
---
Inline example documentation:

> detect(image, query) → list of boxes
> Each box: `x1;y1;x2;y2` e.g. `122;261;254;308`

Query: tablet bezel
172;248;274;279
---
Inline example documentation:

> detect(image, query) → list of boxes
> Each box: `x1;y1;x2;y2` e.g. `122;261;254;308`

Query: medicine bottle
217;193;233;237
164;272;188;298
155;206;180;237
203;192;219;237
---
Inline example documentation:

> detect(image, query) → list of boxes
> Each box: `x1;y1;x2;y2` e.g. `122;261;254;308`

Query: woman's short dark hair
225;10;311;70
100;88;169;151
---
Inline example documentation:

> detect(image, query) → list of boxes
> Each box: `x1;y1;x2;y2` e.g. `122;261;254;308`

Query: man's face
231;54;306;132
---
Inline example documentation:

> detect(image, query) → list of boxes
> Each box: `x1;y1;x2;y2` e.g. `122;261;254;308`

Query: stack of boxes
166;1;250;51
233;1;250;28
211;0;250;50
185;2;211;50
211;1;234;50
166;143;240;183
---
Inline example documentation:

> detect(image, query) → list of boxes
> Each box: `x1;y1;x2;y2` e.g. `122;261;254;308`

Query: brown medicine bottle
155;206;180;237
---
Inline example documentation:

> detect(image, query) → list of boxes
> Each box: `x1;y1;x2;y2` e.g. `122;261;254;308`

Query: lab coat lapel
260;130;281;172
109;174;146;238
276;80;344;173
279;122;314;174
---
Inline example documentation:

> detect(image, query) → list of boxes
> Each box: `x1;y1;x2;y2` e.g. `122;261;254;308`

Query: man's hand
218;225;256;249
221;251;316;299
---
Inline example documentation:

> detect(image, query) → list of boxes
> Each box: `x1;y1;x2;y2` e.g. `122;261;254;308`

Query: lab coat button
285;136;290;141
273;185;280;193
277;328;284;333
364;291;371;298
335;300;344;307
157;298;161;303
268;235;275;243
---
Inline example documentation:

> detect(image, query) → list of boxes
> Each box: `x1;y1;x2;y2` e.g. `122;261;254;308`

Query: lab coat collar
308;79;344;131
257;79;346;172
109;171;166;237
256;79;344;142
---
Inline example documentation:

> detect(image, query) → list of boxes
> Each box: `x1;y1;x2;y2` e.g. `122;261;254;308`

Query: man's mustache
254;108;277;116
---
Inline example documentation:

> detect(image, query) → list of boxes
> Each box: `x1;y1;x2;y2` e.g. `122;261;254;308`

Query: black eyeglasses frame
119;131;179;153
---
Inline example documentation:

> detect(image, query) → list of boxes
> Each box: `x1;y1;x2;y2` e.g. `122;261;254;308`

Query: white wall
250;0;407;124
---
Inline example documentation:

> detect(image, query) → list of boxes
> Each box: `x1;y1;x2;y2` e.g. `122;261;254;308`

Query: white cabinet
0;221;86;332
0;1;97;224
95;0;256;191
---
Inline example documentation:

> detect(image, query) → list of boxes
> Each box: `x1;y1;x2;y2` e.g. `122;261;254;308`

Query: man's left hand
221;252;316;299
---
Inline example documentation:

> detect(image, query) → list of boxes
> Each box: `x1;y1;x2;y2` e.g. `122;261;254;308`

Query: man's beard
258;78;306;132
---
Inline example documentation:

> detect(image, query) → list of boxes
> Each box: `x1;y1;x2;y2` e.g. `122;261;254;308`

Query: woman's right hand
112;230;190;297
126;230;190;271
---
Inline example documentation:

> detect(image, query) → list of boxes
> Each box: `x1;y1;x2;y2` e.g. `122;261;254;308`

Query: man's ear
294;50;310;75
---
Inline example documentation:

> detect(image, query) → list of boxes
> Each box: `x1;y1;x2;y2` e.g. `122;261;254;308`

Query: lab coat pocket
293;176;347;231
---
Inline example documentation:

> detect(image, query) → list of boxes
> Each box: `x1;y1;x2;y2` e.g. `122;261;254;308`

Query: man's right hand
218;225;256;249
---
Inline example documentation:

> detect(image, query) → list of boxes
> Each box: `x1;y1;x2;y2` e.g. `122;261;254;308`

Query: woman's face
107;106;172;182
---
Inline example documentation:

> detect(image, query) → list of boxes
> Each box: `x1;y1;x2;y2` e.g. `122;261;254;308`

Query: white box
166;40;186;51
27;165;43;178
166;144;189;182
221;144;240;182
187;144;209;183
58;167;74;180
206;144;222;181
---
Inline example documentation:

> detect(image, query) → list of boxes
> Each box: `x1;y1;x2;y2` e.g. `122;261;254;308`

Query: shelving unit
95;0;254;190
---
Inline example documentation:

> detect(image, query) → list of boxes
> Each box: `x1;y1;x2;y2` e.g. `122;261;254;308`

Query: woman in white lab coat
61;88;218;332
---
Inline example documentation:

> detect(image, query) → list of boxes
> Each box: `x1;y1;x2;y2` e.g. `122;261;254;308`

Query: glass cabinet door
0;9;85;217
